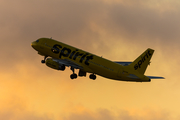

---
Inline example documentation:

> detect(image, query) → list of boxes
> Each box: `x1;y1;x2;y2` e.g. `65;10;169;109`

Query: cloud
0;96;174;120
1;0;180;55
0;111;52;120
0;96;53;120
0;0;180;120
64;109;113;120
64;108;172;120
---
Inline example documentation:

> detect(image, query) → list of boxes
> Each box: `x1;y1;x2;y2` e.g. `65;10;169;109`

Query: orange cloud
64;107;172;120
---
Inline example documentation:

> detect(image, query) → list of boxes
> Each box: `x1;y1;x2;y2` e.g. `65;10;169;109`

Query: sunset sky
0;0;180;120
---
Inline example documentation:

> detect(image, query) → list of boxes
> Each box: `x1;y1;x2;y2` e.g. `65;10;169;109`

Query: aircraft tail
128;48;154;75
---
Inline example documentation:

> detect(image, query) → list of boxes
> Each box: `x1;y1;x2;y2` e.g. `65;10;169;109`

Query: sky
0;0;180;120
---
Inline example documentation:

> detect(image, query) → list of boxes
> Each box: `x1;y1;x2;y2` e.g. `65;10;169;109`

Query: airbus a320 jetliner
31;38;164;82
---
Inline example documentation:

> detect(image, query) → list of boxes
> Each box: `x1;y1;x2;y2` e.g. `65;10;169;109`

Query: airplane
31;38;164;82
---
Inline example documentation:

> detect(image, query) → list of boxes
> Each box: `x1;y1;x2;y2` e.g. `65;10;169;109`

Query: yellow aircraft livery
31;38;164;82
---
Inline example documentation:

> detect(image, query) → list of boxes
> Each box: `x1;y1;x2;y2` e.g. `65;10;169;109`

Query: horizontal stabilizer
147;76;165;79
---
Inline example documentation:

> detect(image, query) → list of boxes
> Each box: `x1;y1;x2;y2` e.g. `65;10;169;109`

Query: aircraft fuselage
31;38;158;82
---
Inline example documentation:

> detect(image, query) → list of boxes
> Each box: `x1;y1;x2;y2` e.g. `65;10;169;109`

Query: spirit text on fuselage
51;44;93;66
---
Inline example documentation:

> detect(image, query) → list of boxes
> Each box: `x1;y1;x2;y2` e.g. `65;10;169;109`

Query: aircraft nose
31;41;37;49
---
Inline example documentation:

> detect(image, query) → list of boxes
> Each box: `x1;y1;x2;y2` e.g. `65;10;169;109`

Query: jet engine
45;58;65;71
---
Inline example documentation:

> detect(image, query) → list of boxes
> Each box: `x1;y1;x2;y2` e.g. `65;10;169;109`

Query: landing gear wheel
70;74;77;79
89;74;96;80
41;56;48;64
70;67;78;79
41;60;45;63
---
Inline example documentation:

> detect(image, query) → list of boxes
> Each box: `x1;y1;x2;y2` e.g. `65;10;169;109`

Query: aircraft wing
147;76;165;79
52;58;83;69
114;62;132;66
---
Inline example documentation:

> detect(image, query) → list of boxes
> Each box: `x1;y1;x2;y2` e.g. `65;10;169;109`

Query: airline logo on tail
134;50;152;70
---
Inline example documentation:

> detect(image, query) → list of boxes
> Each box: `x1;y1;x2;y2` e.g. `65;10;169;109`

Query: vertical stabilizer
128;48;154;75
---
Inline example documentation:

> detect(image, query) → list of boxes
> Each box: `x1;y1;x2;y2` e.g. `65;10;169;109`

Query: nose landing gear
41;56;48;63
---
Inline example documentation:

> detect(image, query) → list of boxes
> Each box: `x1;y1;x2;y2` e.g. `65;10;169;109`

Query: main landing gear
41;56;48;63
70;67;96;80
89;74;96;80
70;67;77;79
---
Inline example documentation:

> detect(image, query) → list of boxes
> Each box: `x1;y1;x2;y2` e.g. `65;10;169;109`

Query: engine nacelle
45;58;65;71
